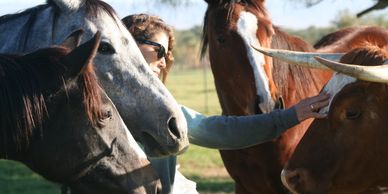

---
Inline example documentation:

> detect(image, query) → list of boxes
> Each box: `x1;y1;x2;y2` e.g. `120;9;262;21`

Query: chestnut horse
201;0;332;193
0;33;161;194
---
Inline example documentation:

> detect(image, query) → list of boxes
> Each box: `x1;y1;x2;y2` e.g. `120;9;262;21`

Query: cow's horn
315;56;388;83
251;44;344;70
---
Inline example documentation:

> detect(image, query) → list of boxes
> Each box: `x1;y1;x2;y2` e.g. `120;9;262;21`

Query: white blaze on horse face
237;11;274;113
319;73;357;114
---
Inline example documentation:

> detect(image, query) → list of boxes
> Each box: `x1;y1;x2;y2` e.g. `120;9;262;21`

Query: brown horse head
202;1;331;193
202;0;278;114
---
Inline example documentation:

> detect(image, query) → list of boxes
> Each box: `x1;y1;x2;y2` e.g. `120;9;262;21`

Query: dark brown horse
0;32;161;194
201;0;332;193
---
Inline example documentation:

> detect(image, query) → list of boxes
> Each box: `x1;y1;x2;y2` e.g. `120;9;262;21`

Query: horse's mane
0;47;103;157
201;0;268;58
270;28;326;100
47;0;118;21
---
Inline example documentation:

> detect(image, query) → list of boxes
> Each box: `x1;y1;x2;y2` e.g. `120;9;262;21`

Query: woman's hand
293;93;330;122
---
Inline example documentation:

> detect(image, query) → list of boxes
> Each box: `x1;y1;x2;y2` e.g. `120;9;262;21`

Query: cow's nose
281;169;304;193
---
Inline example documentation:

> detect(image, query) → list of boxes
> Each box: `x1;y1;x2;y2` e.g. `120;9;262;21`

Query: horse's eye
217;35;226;44
98;41;116;55
102;110;112;119
345;108;362;120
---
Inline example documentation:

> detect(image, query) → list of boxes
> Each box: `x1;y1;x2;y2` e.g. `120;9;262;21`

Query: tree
356;0;388;17
296;0;388;17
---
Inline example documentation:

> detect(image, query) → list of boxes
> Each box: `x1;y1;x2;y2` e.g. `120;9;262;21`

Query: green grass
166;68;222;116
0;160;59;194
0;68;234;194
167;68;234;193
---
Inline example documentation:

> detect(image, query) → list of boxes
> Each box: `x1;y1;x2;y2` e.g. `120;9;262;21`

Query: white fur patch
52;0;84;12
319;73;357;114
237;11;274;113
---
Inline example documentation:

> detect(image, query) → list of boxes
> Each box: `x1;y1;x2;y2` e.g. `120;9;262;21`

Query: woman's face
137;32;169;77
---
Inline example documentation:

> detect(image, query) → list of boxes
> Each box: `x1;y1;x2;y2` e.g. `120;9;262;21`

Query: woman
122;14;329;194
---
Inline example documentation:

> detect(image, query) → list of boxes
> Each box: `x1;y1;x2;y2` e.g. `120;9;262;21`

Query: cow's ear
62;31;100;79
51;0;85;12
61;29;84;50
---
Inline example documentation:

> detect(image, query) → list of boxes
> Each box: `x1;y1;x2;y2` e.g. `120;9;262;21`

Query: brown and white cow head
281;46;388;194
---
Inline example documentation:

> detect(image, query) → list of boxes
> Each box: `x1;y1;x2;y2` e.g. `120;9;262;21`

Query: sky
0;0;386;30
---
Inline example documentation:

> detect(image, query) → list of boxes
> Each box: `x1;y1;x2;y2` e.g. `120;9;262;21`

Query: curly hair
122;13;175;83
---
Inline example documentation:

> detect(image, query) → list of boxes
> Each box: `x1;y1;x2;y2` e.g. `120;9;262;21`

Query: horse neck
0;4;56;53
271;28;332;105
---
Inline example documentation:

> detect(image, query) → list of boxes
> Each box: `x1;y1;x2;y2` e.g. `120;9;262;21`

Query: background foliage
173;11;388;69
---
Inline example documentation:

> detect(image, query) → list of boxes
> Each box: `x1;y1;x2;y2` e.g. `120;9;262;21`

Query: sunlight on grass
166;68;222;116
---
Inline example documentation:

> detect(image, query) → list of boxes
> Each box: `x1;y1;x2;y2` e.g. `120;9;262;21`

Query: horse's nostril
168;117;181;139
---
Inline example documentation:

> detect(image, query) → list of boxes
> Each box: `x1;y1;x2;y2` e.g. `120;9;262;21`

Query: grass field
167;69;234;194
0;68;234;194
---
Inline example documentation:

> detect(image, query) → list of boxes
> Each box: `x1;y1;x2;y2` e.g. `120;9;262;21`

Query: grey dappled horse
0;0;188;157
0;32;161;194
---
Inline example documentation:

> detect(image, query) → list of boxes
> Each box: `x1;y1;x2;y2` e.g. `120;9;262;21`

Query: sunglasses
136;38;167;59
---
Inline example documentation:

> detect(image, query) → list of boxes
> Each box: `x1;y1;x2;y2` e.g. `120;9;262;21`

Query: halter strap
61;138;118;194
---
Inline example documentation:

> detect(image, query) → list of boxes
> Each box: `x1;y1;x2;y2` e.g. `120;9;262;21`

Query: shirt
151;105;300;194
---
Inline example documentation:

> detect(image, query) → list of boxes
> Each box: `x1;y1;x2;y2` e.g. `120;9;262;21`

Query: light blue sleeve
181;105;299;150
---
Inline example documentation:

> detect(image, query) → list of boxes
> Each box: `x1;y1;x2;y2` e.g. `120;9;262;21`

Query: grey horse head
0;0;189;157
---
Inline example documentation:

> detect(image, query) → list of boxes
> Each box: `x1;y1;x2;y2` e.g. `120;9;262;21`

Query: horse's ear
61;29;84;50
62;31;101;79
51;0;85;12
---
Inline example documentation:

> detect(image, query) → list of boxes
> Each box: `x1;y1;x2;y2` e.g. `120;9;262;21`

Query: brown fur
202;1;387;193
0;46;102;157
316;26;388;52
284;46;388;194
202;1;331;193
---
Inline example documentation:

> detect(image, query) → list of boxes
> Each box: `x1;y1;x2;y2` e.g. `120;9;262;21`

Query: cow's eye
98;41;116;55
345;108;361;120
